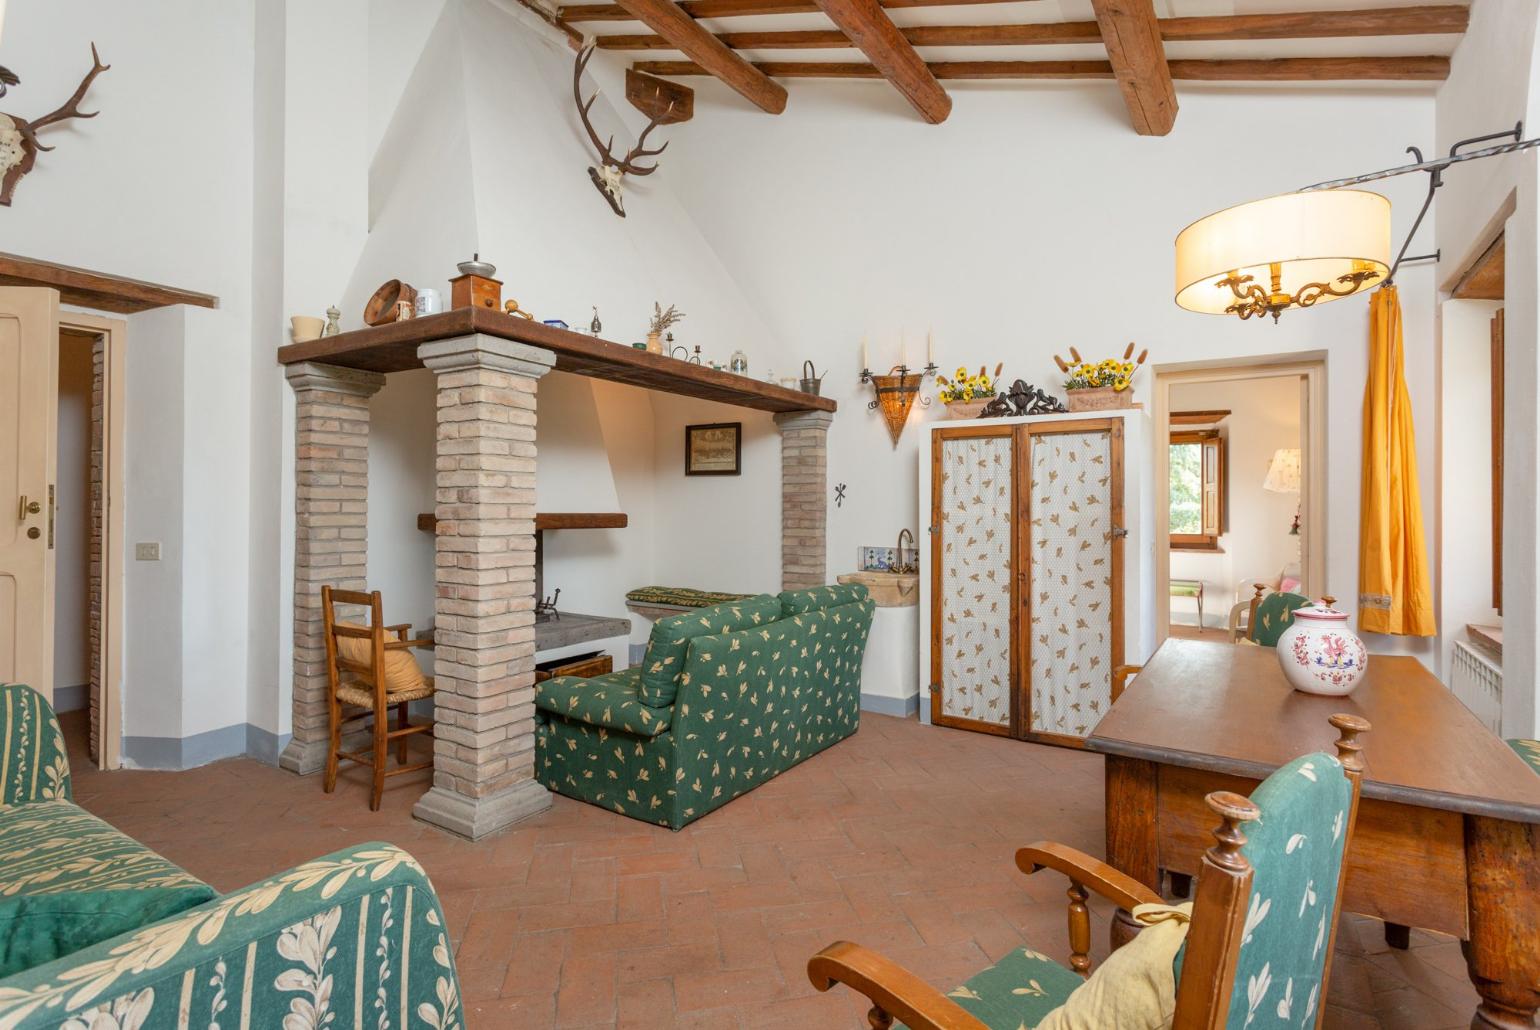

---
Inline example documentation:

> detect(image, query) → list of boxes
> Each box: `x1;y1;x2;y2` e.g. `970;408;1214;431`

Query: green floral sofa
535;584;875;830
0;683;463;1029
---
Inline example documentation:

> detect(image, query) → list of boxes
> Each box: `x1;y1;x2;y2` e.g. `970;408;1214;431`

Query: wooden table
1089;639;1540;1029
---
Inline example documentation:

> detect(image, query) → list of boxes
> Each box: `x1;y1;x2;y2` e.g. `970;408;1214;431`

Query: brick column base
412;335;555;840
774;409;833;591
280;362;386;776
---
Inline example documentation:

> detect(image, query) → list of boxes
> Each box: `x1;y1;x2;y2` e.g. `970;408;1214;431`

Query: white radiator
1450;640;1503;734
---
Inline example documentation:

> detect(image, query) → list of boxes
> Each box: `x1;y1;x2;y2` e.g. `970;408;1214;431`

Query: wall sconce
861;361;937;446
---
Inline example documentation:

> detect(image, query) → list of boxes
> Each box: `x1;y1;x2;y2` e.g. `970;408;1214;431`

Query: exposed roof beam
611;0;788;112
1167;55;1449;80
596;6;1468;50
1161;5;1468;41
634;55;1450;81
813;0;952;121
564;0;1024;20
1091;0;1177;135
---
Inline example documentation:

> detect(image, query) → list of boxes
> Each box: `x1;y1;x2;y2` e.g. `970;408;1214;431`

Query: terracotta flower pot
1066;385;1133;411
945;399;989;420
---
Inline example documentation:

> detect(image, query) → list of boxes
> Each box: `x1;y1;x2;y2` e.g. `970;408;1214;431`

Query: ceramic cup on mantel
414;288;443;316
1275;599;1368;696
290;315;324;342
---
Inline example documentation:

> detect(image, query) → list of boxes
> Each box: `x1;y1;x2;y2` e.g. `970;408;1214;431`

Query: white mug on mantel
415;288;443;316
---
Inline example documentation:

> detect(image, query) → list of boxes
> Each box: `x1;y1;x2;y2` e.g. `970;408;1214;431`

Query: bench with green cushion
535;584;875;830
0;684;463;1028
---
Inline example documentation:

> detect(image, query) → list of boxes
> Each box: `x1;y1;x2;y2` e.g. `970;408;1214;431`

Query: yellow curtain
1358;286;1435;635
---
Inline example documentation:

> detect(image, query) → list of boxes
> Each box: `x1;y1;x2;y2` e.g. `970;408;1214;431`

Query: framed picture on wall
685;422;742;476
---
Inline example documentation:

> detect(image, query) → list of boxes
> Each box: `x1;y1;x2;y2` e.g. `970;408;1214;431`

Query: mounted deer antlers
0;43;110;206
573;43;674;218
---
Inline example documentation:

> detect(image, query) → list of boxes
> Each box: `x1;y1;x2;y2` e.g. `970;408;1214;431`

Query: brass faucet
892;528;917;575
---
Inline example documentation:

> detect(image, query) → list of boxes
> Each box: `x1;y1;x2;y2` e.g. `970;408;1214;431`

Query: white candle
927;328;934;364
899;330;907;368
861;335;868;371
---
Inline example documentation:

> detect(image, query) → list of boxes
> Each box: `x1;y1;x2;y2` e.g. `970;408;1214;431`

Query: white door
0;288;59;700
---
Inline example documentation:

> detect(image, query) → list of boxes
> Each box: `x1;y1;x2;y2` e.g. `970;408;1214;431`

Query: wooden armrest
383;638;434;651
385;623;412;640
1015;842;1162;910
808;941;989;1030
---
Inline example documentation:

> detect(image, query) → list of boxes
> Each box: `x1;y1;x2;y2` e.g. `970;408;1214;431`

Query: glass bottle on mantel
730;349;748;375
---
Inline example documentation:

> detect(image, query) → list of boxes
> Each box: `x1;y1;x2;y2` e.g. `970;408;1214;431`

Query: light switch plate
134;542;161;561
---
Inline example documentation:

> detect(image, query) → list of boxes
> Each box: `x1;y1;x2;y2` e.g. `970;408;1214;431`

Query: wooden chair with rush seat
808;713;1370;1029
321;586;436;810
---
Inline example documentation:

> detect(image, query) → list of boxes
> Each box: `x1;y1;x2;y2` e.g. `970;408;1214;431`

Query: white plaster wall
653;77;1442;669
1437;298;1502;683
1435;0;1540;736
53;334;95;698
1168;377;1304;628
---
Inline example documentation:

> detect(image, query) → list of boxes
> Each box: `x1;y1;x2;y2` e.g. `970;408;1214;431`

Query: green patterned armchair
0;684;463;1029
534;585;875;830
809;713;1370;1029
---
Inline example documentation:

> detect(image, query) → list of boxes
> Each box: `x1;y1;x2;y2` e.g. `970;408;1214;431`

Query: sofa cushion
0;800;217;977
640;595;781;707
778;583;870;616
0;683;71;805
536;668;672;736
626;586;752;609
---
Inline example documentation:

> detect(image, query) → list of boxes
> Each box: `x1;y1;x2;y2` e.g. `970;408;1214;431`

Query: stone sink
838;570;919;608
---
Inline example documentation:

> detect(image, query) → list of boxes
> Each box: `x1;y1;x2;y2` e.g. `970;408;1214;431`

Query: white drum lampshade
1175;190;1392;320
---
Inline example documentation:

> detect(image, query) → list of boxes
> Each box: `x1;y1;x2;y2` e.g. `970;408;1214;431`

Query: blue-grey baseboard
123;723;292;771
53;683;88;713
860;693;919;718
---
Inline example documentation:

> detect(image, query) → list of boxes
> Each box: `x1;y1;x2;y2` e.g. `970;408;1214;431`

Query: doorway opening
53;314;125;770
1153;357;1327;647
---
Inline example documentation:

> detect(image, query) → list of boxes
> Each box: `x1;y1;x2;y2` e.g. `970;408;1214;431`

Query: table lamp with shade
1263;447;1303;535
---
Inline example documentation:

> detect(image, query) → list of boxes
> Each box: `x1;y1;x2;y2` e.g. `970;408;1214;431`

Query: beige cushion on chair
1035;902;1193;1030
334;622;428;695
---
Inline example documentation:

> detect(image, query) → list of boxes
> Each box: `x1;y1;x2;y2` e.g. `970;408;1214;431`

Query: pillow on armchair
1035;903;1192;1030
639;595;781;707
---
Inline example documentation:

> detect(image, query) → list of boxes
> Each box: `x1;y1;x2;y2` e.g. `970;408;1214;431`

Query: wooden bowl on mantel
364;279;417;326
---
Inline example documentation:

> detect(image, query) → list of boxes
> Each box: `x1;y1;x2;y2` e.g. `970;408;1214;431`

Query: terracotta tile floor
61;712;1478;1028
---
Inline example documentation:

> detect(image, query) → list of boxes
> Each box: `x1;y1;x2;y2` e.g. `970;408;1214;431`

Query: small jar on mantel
730;349;748;375
1276;598;1368;696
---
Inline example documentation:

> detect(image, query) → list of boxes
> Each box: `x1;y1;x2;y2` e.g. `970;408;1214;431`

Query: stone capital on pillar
412;333;556;840
775;408;834;592
417;334;556;379
280;361;387;776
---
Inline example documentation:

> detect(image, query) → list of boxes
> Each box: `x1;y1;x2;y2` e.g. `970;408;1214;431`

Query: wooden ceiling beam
1090;0;1177;135
597;6;1468;49
634;55;1450;81
565;0;1024;19
611;0;788;112
811;0;952;122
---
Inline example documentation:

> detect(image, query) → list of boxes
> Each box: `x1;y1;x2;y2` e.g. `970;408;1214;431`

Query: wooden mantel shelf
277;306;837;414
417;511;629;532
0;252;218;314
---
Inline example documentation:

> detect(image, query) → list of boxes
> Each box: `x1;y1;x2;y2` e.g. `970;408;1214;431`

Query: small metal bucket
800;360;823;396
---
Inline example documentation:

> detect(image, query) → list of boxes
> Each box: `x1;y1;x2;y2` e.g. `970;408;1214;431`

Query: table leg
1105;755;1160;951
1464;815;1540;1029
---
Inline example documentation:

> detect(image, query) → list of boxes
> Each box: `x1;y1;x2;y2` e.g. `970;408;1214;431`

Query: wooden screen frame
1015;418;1125;749
928;423;1018;736
1491;308;1504;613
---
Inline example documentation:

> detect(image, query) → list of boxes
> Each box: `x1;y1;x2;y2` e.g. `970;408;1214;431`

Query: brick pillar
412;334;555;840
280;362;386;775
774;409;833;591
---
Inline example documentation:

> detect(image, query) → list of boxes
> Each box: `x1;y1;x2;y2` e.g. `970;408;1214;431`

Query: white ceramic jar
1276;601;1368;696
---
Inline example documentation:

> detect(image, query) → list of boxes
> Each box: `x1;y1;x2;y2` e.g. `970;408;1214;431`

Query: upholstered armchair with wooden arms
809;713;1370;1030
321;585;436;810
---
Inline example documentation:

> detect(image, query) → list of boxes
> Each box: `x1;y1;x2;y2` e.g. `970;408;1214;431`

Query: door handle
17;495;40;520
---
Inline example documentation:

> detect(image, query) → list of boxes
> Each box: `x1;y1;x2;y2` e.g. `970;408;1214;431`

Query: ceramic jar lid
1293;601;1347;622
